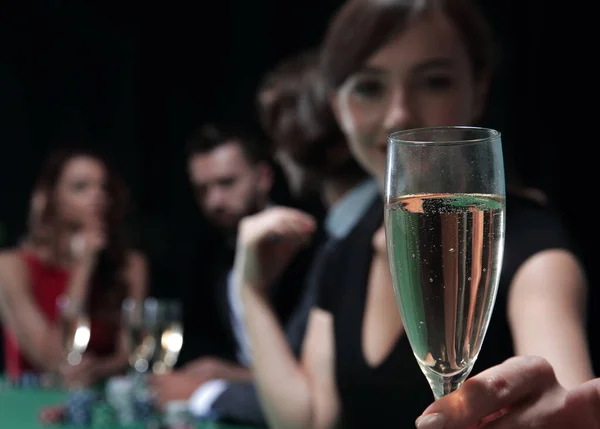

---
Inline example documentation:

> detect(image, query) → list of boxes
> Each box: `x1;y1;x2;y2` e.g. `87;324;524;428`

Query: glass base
419;362;474;400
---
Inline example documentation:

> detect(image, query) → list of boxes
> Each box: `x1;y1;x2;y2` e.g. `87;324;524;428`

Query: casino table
0;379;260;429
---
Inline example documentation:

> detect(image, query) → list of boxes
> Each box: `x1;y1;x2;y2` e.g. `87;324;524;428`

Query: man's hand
58;354;100;388
148;372;208;408
182;356;252;382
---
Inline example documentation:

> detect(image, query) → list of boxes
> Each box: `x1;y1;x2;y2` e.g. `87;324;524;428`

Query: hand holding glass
384;126;505;399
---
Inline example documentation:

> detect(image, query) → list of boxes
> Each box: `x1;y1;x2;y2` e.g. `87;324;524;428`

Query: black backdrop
0;1;597;372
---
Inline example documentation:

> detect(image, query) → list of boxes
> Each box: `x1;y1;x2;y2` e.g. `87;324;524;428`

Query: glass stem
432;378;465;400
423;364;473;400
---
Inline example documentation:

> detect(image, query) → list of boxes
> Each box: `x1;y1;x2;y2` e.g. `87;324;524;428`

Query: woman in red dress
0;146;148;387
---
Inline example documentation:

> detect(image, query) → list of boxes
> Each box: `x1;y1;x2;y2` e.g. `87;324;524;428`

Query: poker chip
20;371;40;388
105;375;136;425
133;389;156;421
38;405;65;425
64;387;97;426
163;400;193;429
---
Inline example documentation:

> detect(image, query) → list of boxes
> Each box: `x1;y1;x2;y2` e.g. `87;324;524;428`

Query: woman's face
54;156;109;227
332;10;488;185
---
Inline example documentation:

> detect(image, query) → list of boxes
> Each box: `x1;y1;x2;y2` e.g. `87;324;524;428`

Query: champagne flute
122;297;148;374
152;300;183;375
56;295;91;388
384;126;505;399
122;297;184;375
121;298;184;426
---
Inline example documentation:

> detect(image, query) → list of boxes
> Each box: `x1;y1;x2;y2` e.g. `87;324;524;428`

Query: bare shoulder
514;248;586;287
0;248;30;293
0;248;27;278
509;248;587;305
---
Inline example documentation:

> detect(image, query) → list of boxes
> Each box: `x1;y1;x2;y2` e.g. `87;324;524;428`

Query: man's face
188;140;272;231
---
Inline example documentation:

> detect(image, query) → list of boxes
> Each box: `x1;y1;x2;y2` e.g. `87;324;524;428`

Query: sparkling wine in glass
122;297;183;375
121;297;184;426
384;126;506;399
149;299;183;375
56;295;91;388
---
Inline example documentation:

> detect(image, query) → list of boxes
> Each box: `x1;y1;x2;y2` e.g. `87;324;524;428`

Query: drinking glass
122;297;184;375
384;126;505;399
121;297;184;426
56;295;91;388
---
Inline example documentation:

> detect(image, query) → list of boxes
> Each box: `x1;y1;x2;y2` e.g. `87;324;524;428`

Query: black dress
317;193;577;428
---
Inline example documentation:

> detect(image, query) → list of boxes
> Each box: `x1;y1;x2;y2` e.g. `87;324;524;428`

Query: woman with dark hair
232;0;594;428
257;47;367;205
0;147;148;387
168;48;372;426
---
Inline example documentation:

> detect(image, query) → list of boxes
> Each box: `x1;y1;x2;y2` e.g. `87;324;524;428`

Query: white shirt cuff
188;379;228;417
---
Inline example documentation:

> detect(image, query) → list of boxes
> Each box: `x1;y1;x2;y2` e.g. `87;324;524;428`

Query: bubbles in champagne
385;193;505;381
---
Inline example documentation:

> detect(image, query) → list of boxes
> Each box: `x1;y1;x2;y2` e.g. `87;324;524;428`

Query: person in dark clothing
187;48;369;426
232;0;593;428
148;123;317;408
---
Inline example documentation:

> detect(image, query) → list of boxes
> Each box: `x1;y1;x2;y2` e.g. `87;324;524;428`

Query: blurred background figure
0;146;148;387
182;47;371;426
148;123;318;410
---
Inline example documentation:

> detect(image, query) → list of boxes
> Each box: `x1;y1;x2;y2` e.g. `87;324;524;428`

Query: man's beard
215;188;266;249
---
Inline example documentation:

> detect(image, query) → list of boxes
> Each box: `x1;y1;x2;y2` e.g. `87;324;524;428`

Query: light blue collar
324;178;379;239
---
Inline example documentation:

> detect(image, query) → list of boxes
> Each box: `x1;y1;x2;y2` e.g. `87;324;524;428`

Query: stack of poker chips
10;371;40;388
163;400;194;429
8;371;61;390
105;375;136;425
131;372;164;428
38;405;66;425
133;386;157;421
64;387;98;426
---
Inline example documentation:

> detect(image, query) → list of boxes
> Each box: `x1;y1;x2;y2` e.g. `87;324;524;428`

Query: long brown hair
257;48;365;180
26;146;131;309
320;0;497;90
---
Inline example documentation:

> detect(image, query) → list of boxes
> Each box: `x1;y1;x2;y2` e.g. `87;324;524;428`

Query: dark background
0;2;596;371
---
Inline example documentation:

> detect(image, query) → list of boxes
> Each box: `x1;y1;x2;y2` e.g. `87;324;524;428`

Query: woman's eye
352;79;387;99
422;75;454;92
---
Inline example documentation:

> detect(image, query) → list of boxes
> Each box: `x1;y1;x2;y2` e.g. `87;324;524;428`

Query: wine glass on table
384;126;506;399
121;297;184;425
122;297;184;376
56;295;92;385
151;299;184;375
56;295;96;426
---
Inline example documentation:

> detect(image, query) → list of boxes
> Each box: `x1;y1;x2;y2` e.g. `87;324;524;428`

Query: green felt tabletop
0;381;259;429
